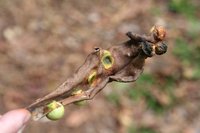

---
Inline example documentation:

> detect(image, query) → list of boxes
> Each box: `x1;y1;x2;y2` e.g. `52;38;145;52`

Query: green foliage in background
106;82;131;106
169;0;197;19
173;38;200;79
129;126;158;133
106;92;120;106
128;74;155;101
128;74;176;113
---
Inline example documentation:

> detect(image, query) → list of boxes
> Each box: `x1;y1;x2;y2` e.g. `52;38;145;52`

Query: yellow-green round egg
46;101;65;121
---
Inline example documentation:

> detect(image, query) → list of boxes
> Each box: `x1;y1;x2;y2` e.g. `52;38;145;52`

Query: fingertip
0;109;31;133
16;108;31;123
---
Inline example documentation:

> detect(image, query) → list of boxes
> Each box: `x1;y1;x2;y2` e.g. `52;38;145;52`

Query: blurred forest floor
0;0;200;133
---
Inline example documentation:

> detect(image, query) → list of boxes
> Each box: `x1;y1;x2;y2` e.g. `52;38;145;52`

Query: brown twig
27;26;167;120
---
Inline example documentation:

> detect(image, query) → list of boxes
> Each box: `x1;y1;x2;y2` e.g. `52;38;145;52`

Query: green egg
74;100;87;106
101;50;114;69
88;71;97;85
46;101;65;121
71;88;83;95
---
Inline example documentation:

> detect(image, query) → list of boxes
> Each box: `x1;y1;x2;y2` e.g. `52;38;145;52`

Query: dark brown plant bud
141;41;154;57
155;42;167;55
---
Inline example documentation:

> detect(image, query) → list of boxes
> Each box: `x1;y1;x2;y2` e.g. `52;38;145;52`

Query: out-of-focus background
0;0;200;133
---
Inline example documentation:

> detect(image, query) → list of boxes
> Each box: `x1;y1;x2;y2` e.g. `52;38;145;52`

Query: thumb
0;109;31;133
